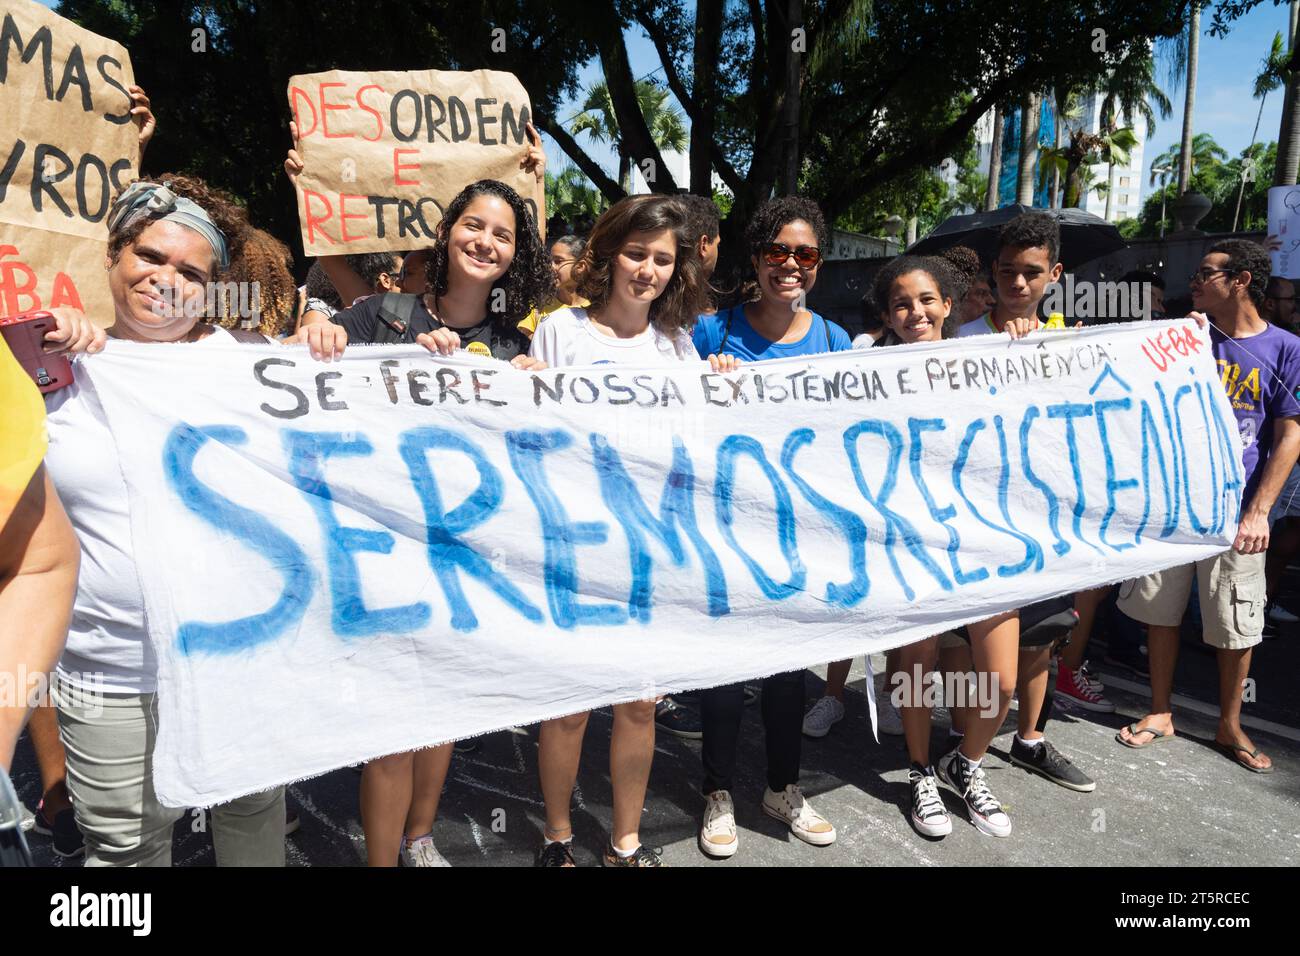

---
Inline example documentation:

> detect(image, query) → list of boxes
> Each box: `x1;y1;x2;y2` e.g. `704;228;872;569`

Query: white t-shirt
529;307;698;367
957;315;999;337
44;327;244;694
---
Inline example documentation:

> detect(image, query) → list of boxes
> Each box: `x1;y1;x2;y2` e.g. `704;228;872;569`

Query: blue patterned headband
107;180;230;272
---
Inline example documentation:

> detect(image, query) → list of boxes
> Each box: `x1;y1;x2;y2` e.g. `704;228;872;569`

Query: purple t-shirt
1212;322;1300;504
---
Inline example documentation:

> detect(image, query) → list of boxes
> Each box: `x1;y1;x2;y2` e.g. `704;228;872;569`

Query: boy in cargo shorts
1116;240;1300;773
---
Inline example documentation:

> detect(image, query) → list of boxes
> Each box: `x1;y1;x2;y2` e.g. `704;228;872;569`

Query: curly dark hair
304;260;342;309
107;173;249;278
1209;239;1270;307
425;179;553;330
680;193;721;241
573;194;707;339
938;244;981;283
872;255;959;339
218;226;296;337
345;252;402;291
997;211;1060;265
743;195;829;259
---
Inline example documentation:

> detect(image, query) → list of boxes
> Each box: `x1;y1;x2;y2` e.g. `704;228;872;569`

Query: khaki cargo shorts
1116;548;1266;651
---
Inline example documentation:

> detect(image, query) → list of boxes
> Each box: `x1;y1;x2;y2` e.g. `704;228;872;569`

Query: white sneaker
699;789;738;858
761;784;836;846
802;696;846;737
876;696;904;736
400;834;451;867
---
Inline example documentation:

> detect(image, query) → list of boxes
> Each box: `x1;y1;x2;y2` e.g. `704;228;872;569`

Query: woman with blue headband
40;174;340;866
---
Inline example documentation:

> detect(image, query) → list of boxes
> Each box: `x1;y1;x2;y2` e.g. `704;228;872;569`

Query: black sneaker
1009;737;1096;792
654;697;702;739
908;764;952;838
536;840;576;867
601;841;664;867
32;805;84;859
936;748;1012;838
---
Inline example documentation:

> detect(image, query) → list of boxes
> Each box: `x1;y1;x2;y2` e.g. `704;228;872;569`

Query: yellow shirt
518;296;590;338
0;333;48;529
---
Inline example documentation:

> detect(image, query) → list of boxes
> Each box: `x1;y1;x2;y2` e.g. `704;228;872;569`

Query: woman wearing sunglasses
691;196;847;861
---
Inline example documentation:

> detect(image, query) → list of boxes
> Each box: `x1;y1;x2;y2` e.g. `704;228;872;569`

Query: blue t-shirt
693;305;852;361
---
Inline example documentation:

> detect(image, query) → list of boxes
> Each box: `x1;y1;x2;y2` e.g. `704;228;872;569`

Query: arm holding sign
284;124;376;309
283;321;348;362
1236;416;1300;554
130;86;157;160
521;122;546;183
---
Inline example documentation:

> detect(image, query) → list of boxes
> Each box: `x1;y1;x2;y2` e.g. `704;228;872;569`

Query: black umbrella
906;205;1126;270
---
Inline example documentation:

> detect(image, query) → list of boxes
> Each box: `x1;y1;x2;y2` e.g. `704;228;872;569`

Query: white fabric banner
77;320;1240;807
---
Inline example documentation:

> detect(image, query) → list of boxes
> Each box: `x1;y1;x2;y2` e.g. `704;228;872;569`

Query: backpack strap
374;292;421;344
717;305;739;356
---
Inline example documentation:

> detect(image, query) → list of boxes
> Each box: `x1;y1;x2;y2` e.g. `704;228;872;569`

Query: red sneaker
1055;664;1116;713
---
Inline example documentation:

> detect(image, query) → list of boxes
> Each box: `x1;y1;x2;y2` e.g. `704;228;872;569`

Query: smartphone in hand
0;311;74;393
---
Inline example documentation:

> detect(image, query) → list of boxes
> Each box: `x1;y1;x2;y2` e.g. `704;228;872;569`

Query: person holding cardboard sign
287;120;551;370
39;175;344;866
287;135;551;867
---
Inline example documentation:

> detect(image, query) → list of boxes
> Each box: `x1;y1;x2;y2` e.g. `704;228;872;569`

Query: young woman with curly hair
285;132;551;866
286;121;551;368
40;173;344;866
528;194;733;867
688;196;848;862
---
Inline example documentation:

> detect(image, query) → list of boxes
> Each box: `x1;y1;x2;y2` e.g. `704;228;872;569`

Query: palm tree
1275;1;1300;186
1150;133;1227;189
1048;89;1085;207
984;105;1004;211
1015;92;1040;205
1236;32;1288;228
546;166;605;225
570;80;687;193
1177;3;1201;194
1096;49;1171;220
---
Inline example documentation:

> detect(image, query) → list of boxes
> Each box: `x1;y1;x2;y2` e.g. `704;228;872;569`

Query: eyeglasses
1189;268;1236;284
762;242;822;268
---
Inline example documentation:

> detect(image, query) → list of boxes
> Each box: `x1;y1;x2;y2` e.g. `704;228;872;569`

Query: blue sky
1148;1;1290;193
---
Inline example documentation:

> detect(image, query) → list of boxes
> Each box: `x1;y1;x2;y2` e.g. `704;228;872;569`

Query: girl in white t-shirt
44;175;348;867
530;195;736;867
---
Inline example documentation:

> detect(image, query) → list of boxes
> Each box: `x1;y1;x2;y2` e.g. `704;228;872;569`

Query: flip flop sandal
1115;723;1173;749
1212;741;1275;774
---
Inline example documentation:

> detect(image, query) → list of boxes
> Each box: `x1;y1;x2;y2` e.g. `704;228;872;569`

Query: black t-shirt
330;294;527;360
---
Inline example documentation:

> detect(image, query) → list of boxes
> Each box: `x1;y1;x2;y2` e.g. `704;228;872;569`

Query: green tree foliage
569;79;687;192
1127;137;1274;237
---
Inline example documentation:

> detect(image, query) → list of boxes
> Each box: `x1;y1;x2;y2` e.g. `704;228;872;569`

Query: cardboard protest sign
71;321;1239;806
287;69;545;257
0;0;137;324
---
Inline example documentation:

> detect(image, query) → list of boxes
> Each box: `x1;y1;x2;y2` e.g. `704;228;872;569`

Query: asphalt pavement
12;611;1300;867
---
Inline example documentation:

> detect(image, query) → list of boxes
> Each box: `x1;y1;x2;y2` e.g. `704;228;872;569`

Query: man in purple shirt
1117;240;1300;773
